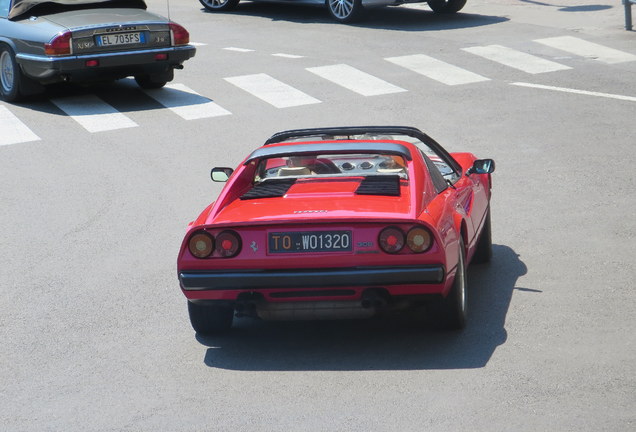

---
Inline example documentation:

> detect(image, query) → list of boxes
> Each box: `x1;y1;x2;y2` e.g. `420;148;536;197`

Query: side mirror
211;167;234;182
467;159;495;175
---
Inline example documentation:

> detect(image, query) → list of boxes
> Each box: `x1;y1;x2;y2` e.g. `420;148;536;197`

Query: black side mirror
211;167;234;182
467;159;495;175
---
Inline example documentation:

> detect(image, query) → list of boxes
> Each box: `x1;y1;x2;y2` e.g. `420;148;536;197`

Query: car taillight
215;230;241;258
169;23;190;46
406;227;433;253
378;227;405;254
45;31;72;55
188;231;214;258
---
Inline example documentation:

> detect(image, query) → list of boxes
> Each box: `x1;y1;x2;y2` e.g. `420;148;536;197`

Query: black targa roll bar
625;0;636;30
263;125;463;176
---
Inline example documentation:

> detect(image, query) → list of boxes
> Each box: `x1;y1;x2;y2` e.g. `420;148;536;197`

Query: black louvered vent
240;178;296;200
355;175;401;196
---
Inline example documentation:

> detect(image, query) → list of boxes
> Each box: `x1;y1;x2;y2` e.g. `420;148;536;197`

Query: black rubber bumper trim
179;265;445;291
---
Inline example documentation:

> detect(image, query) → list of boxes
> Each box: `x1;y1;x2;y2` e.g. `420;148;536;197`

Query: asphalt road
1;0;635;430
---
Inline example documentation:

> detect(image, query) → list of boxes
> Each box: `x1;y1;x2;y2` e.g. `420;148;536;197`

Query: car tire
134;74;168;89
427;0;467;13
327;0;364;23
199;0;240;11
0;45;24;102
471;208;492;264
187;301;234;334
432;237;467;330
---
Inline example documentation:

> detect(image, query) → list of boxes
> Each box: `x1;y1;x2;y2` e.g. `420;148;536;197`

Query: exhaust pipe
361;289;390;310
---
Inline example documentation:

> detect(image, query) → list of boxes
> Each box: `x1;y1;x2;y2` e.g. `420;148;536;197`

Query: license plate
269;231;352;253
97;32;145;46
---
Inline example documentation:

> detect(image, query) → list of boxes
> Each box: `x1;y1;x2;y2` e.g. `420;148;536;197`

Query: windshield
254;152;408;183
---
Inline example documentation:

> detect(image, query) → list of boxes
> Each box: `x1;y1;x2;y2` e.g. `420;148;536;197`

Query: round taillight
45;31;72;55
378;227;405;254
169;23;190;46
215;230;241;258
406;227;433;253
188;231;214;259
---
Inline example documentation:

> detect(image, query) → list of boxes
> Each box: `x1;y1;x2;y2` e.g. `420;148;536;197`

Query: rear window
254;153;408;182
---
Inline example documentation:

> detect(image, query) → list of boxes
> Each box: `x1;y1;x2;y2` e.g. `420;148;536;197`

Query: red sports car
177;126;495;334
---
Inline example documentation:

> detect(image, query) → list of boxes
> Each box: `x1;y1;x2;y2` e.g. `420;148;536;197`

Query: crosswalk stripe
0;105;40;146
534;36;636;64
462;44;571;74
224;73;321;108
51;95;137;133
272;53;304;59
385;54;490;85
511;82;636;102
143;83;231;120
306;64;406;96
223;47;254;52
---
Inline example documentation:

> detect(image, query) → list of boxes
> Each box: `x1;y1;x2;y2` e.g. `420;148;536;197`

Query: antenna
166;0;171;22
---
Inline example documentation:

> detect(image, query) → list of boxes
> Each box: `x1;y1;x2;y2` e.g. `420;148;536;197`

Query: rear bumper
16;45;196;83
179;265;445;292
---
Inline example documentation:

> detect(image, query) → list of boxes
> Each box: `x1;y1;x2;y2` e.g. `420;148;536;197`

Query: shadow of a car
198;244;528;371
202;3;508;31
9;78;214;116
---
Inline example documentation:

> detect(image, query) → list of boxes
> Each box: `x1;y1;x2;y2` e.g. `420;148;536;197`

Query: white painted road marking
462;44;572;74
272;53;304;59
0;105;40;146
385;54;490;85
224;73;321;108
223;47;254;52
144;83;232;120
534;36;636;64
50;95;138;133
306;64;406;96
511;82;636;102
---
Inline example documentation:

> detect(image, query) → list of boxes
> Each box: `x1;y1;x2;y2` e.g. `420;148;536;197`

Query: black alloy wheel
327;0;364;23
430;237;467;330
199;0;240;11
188;301;234;334
427;0;467;13
471;208;492;264
0;45;22;102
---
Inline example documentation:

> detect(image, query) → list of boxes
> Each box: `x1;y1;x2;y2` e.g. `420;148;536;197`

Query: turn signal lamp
45;31;72;55
169;23;190;46
406;227;432;253
188;231;214;258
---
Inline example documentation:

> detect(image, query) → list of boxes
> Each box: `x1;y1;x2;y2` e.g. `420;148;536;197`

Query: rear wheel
432;238;467;330
427;0;467;13
327;0;364;23
472;208;492;264
187;301;234;334
0;45;23;102
199;0;240;11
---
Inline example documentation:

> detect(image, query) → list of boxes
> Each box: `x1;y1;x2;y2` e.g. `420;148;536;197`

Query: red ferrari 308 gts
177;126;495;334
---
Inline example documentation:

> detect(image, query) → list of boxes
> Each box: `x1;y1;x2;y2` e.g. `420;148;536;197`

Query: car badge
250;241;258;252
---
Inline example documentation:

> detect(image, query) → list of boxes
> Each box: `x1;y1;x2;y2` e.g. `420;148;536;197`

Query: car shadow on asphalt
9;78;214;116
201;4;508;31
198;244;528;371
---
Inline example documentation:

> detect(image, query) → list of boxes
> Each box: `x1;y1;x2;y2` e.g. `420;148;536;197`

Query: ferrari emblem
250;241;258;252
